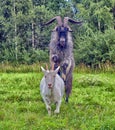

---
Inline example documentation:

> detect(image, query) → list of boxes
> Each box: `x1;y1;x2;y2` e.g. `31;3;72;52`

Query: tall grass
0;63;41;73
0;62;115;73
75;62;115;73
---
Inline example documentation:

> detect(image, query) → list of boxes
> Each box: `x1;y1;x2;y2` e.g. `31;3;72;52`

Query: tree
0;0;115;66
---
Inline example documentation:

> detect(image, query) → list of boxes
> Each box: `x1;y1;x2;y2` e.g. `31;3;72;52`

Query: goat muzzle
59;37;66;47
48;83;52;89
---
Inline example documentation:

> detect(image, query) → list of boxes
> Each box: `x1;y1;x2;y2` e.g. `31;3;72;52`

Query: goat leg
52;54;59;63
54;100;61;114
43;97;51;115
65;74;72;103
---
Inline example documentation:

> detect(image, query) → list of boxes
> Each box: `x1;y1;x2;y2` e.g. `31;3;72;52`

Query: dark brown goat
43;16;82;102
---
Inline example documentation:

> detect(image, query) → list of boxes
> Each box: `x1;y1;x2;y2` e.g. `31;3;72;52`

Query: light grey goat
42;16;82;102
40;65;64;115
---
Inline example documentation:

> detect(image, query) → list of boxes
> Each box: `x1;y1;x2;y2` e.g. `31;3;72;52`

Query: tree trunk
32;22;35;49
112;6;115;29
98;20;101;31
14;0;18;60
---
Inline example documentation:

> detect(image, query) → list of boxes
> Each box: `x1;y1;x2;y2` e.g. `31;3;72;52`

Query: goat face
56;26;69;48
44;71;56;89
43;16;82;49
41;66;60;89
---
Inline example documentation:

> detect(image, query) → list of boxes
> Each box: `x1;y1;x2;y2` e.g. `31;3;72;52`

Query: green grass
0;72;115;130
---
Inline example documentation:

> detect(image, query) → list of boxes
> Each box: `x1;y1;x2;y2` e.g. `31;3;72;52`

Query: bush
77;75;108;87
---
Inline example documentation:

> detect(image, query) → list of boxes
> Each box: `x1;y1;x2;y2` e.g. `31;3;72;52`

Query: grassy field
0;72;115;130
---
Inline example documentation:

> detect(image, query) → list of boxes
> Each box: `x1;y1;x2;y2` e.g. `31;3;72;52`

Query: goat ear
55;66;60;73
41;66;46;73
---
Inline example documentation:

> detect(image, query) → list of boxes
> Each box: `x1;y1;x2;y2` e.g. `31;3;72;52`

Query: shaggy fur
43;16;82;102
49;30;75;102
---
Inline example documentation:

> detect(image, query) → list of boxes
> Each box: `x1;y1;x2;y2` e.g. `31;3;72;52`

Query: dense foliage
0;0;115;67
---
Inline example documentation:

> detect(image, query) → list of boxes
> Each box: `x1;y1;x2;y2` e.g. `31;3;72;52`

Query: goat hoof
54;110;59;114
65;97;69;103
52;55;58;62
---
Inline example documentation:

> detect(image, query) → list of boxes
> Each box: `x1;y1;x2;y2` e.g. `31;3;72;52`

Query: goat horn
51;63;55;70
45;63;49;70
64;17;82;26
43;16;63;26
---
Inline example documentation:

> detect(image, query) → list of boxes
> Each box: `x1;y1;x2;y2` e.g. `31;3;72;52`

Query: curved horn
64;17;82;26
43;16;62;26
51;63;55;70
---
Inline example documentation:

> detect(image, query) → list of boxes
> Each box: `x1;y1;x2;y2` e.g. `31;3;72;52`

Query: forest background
0;0;115;69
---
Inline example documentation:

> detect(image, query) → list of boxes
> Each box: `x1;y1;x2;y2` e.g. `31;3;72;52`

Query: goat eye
45;76;47;78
